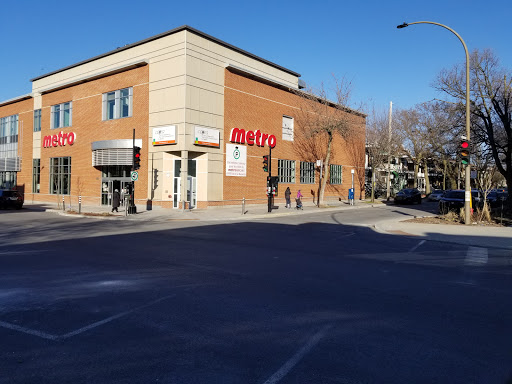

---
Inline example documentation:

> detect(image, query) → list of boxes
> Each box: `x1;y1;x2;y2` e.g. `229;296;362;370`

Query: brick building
0;25;365;210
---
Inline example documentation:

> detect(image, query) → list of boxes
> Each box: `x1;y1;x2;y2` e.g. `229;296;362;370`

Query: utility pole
386;101;392;201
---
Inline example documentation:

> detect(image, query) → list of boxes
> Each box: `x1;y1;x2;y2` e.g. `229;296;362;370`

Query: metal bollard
79;195;82;214
242;197;245;215
62;196;65;212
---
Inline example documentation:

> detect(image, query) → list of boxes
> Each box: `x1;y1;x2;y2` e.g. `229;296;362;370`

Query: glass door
187;176;197;209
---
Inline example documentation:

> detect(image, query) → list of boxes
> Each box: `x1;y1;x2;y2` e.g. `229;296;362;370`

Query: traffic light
134;147;141;170
262;155;269;172
460;139;470;166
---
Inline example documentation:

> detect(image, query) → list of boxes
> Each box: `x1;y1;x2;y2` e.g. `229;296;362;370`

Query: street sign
131;171;138;181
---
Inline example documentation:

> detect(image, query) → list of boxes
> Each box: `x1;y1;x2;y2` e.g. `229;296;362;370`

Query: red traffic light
461;141;469;149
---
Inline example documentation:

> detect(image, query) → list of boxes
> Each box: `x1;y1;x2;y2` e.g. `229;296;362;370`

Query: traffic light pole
129;129;137;214
268;145;272;213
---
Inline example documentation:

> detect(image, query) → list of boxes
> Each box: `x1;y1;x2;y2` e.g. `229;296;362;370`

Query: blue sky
1;0;510;115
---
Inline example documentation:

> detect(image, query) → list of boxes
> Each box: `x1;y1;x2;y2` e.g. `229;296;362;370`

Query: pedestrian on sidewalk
285;187;291;208
296;189;303;209
112;189;120;213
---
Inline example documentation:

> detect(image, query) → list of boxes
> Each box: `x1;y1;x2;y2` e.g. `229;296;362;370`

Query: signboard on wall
152;125;176;145
226;143;247;177
194;126;220;147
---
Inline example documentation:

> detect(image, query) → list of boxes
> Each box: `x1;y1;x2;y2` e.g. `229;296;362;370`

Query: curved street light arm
397;20;472;224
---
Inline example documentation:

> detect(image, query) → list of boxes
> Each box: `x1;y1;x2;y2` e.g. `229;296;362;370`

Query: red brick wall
13;65;149;206
0;98;34;196
223;69;366;206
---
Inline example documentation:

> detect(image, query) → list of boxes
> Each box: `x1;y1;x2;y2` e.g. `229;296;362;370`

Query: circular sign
131;171;138;181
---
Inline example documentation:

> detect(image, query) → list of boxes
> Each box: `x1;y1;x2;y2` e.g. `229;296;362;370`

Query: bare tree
435;49;512;203
365;106;401;201
294;77;363;206
345;129;366;199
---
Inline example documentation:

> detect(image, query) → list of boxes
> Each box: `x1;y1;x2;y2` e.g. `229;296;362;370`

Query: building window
282;116;294;141
32;159;40;193
278;159;295;183
49;157;71;195
300;161;315;184
51;102;72;129
34;109;41;132
0;114;18;145
330;164;343;185
103;87;133;120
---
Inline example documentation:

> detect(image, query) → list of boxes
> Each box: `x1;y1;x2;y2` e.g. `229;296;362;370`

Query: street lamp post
397;21;471;225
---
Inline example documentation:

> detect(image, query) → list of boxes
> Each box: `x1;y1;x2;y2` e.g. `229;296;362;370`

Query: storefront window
49;157;71;195
32;159;40;193
278;159;295;183
300;161;315;184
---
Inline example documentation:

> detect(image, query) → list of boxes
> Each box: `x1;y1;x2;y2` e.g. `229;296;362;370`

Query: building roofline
0;93;33;108
31;25;301;82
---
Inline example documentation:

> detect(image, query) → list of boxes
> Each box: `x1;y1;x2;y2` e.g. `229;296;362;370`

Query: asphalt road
1;204;511;384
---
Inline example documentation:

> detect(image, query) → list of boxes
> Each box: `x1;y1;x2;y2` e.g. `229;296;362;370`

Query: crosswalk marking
464;246;488;265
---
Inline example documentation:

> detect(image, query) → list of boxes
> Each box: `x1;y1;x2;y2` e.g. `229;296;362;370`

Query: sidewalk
374;219;512;250
24;200;512;249
25;199;368;222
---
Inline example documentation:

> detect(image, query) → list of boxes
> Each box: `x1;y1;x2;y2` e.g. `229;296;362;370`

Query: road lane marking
60;294;176;339
0;320;58;340
409;240;426;252
262;324;332;384
464;246;488;266
0;293;181;341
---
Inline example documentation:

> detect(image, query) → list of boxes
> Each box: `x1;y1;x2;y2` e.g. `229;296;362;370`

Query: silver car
428;189;444;201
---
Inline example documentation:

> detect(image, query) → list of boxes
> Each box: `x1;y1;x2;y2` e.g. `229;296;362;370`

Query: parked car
486;190;508;209
394;188;422;205
439;189;487;214
428;189;444;202
438;189;465;214
0;189;24;210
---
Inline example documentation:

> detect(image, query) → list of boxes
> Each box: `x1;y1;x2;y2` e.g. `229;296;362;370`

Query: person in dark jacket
112;189;120;212
285;187;291;208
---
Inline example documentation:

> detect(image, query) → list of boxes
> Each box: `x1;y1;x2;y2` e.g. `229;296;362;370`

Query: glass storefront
100;165;132;205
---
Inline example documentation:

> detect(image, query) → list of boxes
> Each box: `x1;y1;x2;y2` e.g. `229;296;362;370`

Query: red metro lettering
43;131;76;148
230;128;276;148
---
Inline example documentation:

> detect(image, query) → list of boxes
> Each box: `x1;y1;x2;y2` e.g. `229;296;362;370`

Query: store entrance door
173;159;197;209
187;175;196;209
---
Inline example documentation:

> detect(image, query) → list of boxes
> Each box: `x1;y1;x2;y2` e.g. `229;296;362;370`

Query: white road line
262;324;332;384
0;294;177;341
59;294;176;339
0;250;51;255
0;320;58;340
409;240;426;252
465;246;488;266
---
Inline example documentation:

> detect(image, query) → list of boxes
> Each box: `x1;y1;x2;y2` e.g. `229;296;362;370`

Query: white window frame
51;102;72;129
102;87;133;121
300;161;315;184
330;164;343;185
282;115;294;141
278;159;295;183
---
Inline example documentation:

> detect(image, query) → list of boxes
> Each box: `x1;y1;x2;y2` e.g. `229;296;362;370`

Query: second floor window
34;109;41;132
51;102;72;129
103;87;133;120
0;114;18;145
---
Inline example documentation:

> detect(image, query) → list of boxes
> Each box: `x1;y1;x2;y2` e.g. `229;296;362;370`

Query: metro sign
230;128;276;148
43;131;76;148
